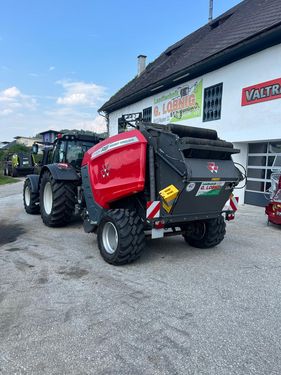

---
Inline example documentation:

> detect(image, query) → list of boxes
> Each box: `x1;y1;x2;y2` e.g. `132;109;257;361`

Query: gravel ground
0;180;281;375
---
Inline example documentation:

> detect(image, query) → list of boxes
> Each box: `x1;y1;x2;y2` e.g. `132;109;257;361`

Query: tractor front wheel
23;179;40;214
97;209;145;265
183;215;226;248
40;171;76;227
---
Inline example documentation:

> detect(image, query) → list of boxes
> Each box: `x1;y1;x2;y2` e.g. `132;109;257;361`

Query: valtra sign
241;77;281;106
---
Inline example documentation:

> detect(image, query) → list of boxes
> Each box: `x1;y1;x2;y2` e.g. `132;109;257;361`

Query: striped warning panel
146;201;161;219
230;194;239;212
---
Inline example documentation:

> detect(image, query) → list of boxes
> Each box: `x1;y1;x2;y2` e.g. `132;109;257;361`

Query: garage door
245;142;280;207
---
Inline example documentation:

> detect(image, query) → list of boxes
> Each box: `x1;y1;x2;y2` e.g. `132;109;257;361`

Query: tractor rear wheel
23;179;40;214
183;215;226;248
97;209;145;265
40;171;76;227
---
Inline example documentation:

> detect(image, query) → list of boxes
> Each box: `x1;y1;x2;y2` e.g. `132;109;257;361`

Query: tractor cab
32;132;102;171
51;133;99;170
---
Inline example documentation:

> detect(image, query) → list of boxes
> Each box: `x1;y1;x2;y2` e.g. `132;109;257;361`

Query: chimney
208;0;213;22
137;55;147;76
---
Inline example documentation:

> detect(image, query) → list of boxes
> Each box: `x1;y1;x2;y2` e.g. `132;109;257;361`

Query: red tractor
24;121;243;265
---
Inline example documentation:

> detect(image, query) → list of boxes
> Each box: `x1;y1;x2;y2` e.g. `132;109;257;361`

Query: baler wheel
97;209;145;265
40;171;76;227
184;215;226;248
23;179;40;214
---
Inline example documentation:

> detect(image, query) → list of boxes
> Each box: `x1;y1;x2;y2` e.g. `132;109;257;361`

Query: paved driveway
0;181;280;375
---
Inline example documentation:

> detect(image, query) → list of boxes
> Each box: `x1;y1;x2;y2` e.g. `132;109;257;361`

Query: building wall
108;43;281;205
42;132;57;143
15;137;41;147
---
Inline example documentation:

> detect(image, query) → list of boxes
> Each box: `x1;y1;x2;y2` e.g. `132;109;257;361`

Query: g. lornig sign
242;78;281;106
153;79;203;123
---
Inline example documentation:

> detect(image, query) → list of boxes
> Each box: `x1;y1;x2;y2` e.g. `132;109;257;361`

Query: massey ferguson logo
208;162;219;173
101;164;110;178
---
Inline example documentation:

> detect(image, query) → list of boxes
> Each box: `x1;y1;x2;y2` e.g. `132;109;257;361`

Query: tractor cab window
66;140;94;168
53;141;66;163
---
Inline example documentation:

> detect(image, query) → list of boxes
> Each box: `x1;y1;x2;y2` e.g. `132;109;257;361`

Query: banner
153;79;203;123
242;77;281;106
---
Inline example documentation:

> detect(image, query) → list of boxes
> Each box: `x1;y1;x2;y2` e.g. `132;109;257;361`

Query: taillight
154;220;165;229
272;203;281;211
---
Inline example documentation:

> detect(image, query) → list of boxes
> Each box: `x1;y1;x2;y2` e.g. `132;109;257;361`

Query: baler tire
97;209;145;265
23;179;40;214
40;171;76;227
184;215;226;249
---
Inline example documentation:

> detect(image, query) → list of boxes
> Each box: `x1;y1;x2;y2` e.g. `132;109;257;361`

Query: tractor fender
40;164;80;182
26;174;40;193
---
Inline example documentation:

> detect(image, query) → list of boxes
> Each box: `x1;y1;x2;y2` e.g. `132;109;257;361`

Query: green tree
7;144;30;153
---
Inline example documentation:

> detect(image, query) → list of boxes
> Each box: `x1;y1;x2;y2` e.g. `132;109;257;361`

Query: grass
0;174;21;185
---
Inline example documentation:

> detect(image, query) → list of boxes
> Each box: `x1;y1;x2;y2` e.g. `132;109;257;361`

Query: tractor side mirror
32;144;39;154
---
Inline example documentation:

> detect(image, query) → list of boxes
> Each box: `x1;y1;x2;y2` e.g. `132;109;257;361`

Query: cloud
0;86;37;116
56;80;107;107
29;73;39;77
76;116;107;133
44;107;107;134
2;86;21;98
0;80;109;140
49;66;55;71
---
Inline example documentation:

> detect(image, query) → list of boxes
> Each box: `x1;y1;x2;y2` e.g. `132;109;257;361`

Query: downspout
98;110;109;137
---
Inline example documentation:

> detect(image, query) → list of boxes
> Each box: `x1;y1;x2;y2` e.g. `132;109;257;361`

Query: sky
0;0;241;141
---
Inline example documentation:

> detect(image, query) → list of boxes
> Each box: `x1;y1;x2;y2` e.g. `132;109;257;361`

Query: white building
99;0;281;207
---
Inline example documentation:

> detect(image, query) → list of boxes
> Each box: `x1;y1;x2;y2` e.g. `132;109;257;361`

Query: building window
203;83;223;122
245;141;281;206
143;107;152;122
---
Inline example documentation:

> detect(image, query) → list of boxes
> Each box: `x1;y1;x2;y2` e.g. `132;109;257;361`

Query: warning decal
196;181;225;197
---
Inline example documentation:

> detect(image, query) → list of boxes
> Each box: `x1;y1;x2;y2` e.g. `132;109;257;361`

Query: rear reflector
154;220;165;229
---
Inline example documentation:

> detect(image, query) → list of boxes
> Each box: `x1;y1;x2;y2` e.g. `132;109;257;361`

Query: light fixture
150;85;164;92
173;72;190;82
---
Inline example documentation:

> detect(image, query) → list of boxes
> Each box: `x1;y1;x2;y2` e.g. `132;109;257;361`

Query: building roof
14;136;35;140
100;0;281;113
39;129;60;135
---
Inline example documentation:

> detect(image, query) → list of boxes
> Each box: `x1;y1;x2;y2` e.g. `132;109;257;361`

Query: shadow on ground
0;222;26;246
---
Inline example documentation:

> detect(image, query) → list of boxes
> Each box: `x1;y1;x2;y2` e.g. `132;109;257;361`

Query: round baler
80;122;243;265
